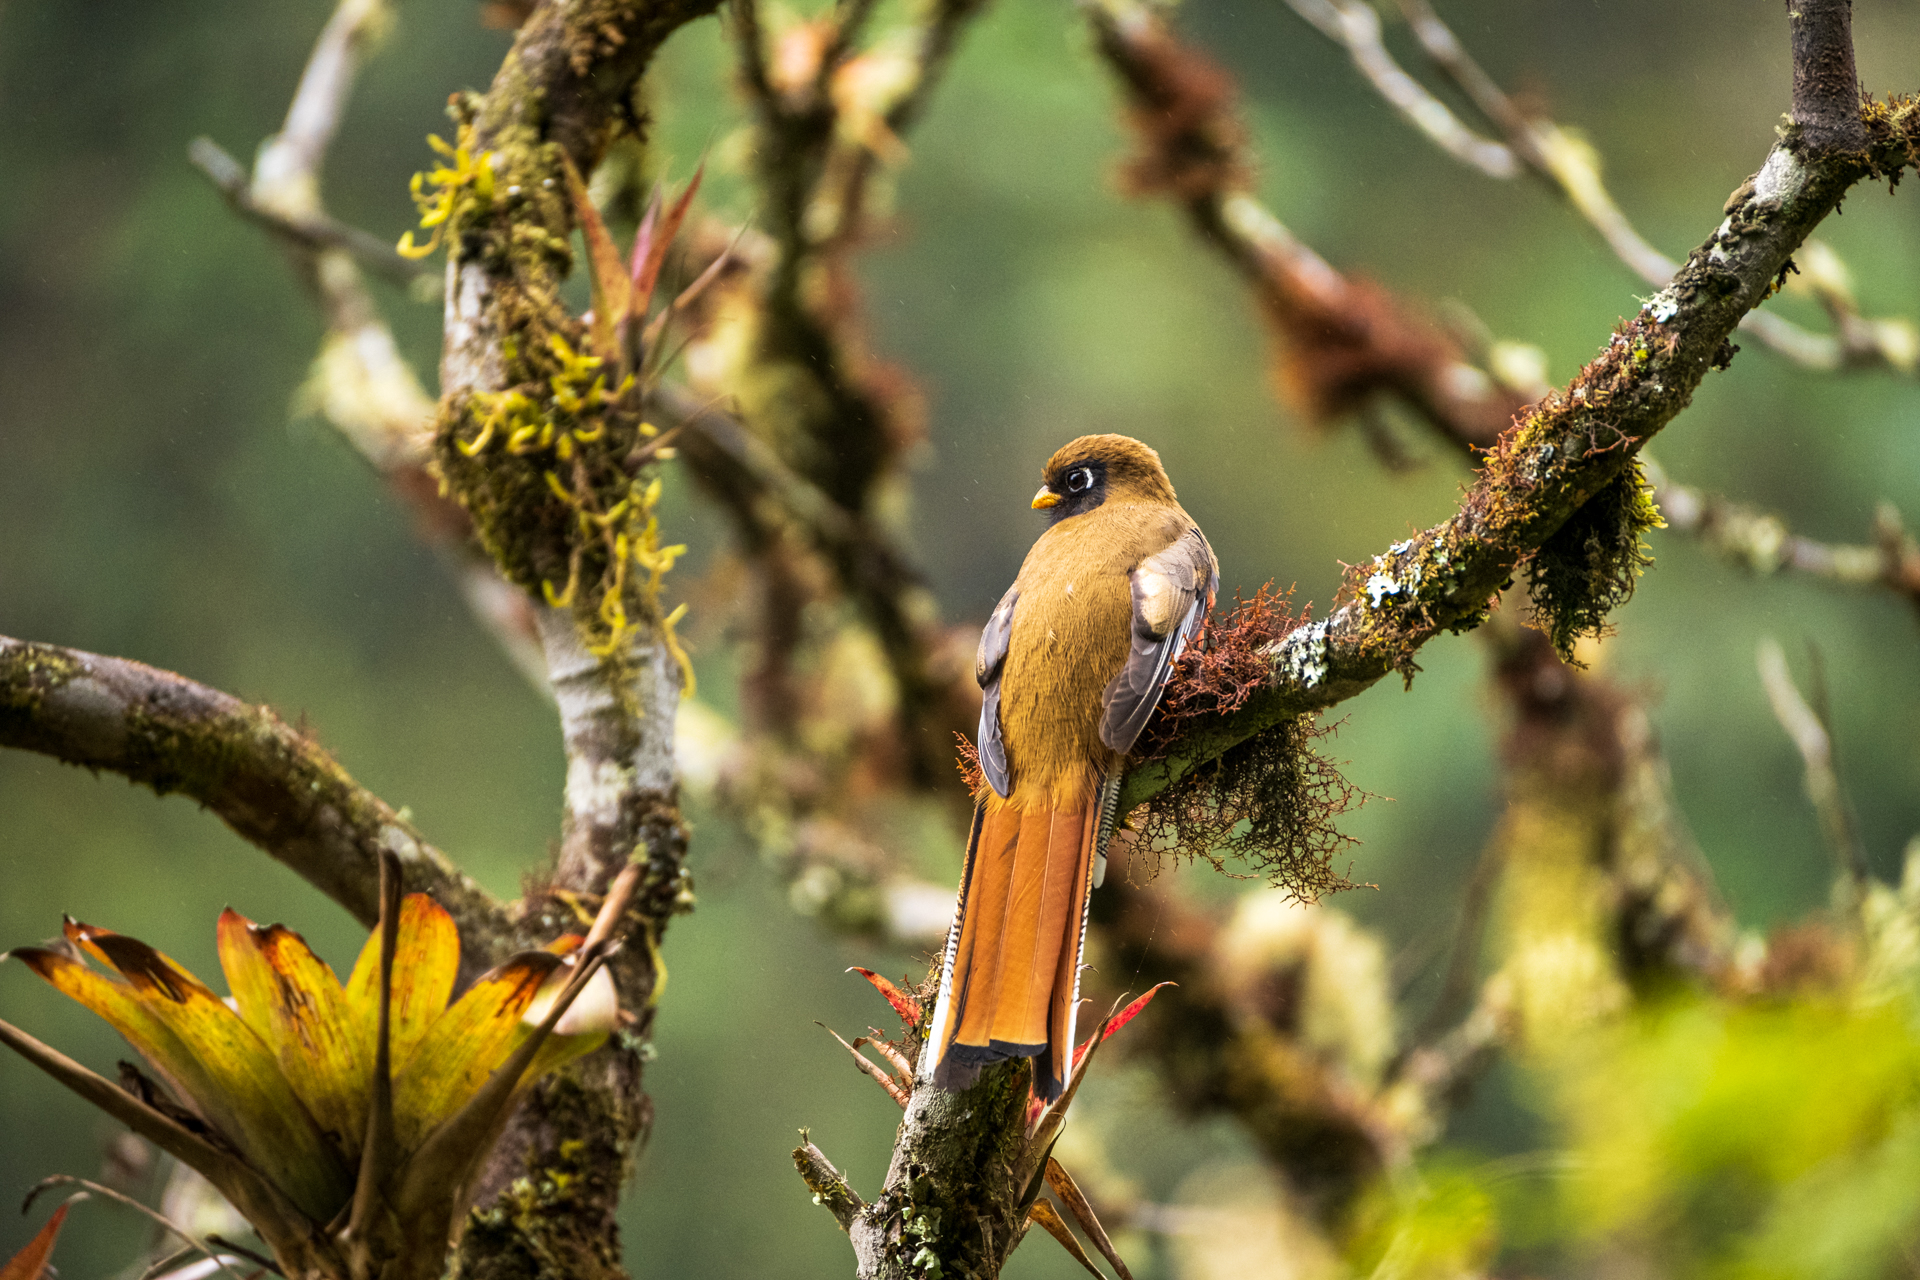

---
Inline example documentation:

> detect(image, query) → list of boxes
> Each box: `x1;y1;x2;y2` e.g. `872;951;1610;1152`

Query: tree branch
1283;0;1517;179
844;12;1910;1275
1787;0;1867;156
190;0;551;691
1648;460;1920;617
702;0;989;779
1087;0;1529;452
0;636;507;967
1119;91;1920;814
794;1138;866;1232
1390;0;1910;373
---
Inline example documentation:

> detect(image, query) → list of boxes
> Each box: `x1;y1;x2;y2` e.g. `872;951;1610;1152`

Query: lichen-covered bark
849;1060;1034;1280
1119;94;1920;816
0;635;506;971
456;615;691;1279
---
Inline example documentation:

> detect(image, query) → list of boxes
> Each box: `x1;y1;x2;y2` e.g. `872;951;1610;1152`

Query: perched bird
926;434;1218;1100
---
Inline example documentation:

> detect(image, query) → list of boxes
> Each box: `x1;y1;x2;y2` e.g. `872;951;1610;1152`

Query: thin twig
1118;91;1920;813
1087;0;1526;451
1647;459;1920;615
1757;637;1868;891
22;1179;256;1280
188;138;427;286
1283;0;1515;178
793;1137;865;1231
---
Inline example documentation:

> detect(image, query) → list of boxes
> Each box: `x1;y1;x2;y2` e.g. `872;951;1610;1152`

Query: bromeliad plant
0;855;617;1280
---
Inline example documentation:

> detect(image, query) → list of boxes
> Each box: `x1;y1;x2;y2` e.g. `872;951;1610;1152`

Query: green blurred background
2;0;1917;1275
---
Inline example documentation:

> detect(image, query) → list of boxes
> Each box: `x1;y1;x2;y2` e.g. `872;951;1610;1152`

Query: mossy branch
849;1059;1035;1280
794;1139;865;1232
418;3;723;1277
0;635;508;969
1120;93;1920;815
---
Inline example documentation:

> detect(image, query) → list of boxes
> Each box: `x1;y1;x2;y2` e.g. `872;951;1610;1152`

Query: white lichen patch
567;756;635;829
1751;146;1801;207
1365;573;1402;607
1646;292;1679;323
1277;617;1333;688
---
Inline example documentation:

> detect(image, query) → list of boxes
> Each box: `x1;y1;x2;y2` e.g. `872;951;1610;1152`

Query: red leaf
560;155;631;364
1;1203;69;1280
1071;982;1174;1070
848;968;922;1024
631;164;704;317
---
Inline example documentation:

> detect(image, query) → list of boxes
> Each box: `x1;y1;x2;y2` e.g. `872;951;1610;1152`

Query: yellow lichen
397;127;496;261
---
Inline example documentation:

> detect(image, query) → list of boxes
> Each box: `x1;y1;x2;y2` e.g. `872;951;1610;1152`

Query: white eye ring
1066;467;1093;493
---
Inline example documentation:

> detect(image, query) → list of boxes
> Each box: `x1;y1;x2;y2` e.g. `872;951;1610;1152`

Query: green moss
458;1073;637;1280
0;644;83;714
1526;459;1663;663
420;98;689;670
866;1060;1032;1280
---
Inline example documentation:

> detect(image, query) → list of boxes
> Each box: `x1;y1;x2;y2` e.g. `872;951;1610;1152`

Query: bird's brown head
1031;433;1178;524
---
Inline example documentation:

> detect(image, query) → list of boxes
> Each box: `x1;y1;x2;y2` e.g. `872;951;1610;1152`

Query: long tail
925;781;1103;1101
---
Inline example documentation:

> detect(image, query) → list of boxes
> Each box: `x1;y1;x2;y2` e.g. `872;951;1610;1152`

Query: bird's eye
1066;467;1093;493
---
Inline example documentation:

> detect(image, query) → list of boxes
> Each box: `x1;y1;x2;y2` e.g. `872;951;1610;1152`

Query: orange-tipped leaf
16;936;349;1220
218;909;368;1162
390;951;560;1155
630;164;703;316
0;1202;69;1280
1070;982;1173;1071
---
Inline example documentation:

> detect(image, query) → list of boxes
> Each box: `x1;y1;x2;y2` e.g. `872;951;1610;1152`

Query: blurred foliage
1347;864;1920;1280
1;0;1918;1276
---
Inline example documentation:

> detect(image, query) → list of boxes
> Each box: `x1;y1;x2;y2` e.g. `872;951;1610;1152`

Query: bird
925;433;1218;1101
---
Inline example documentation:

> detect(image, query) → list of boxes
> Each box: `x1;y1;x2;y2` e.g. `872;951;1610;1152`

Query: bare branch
1786;0;1867;156
1087;0;1527;452
1757;637;1868;890
1283;0;1516;178
703;0;991;779
794;1138;866;1231
418;0;726;1272
1648;459;1920;616
0;636;507;966
188;137;426;287
190;0;552;690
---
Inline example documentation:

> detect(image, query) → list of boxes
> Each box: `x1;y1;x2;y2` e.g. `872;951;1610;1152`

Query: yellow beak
1031;487;1060;510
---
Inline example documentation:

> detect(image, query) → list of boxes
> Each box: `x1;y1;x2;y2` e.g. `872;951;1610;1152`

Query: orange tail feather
930;787;1098;1100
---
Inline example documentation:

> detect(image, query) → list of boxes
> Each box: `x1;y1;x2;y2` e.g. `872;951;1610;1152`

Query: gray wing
976;584;1019;798
1099;526;1219;755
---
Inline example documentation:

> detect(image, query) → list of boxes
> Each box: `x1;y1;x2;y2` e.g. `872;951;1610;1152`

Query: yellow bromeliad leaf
16;924;351;1220
218;909;368;1164
6;879;622;1280
343;893;458;1071
391;951;558;1156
